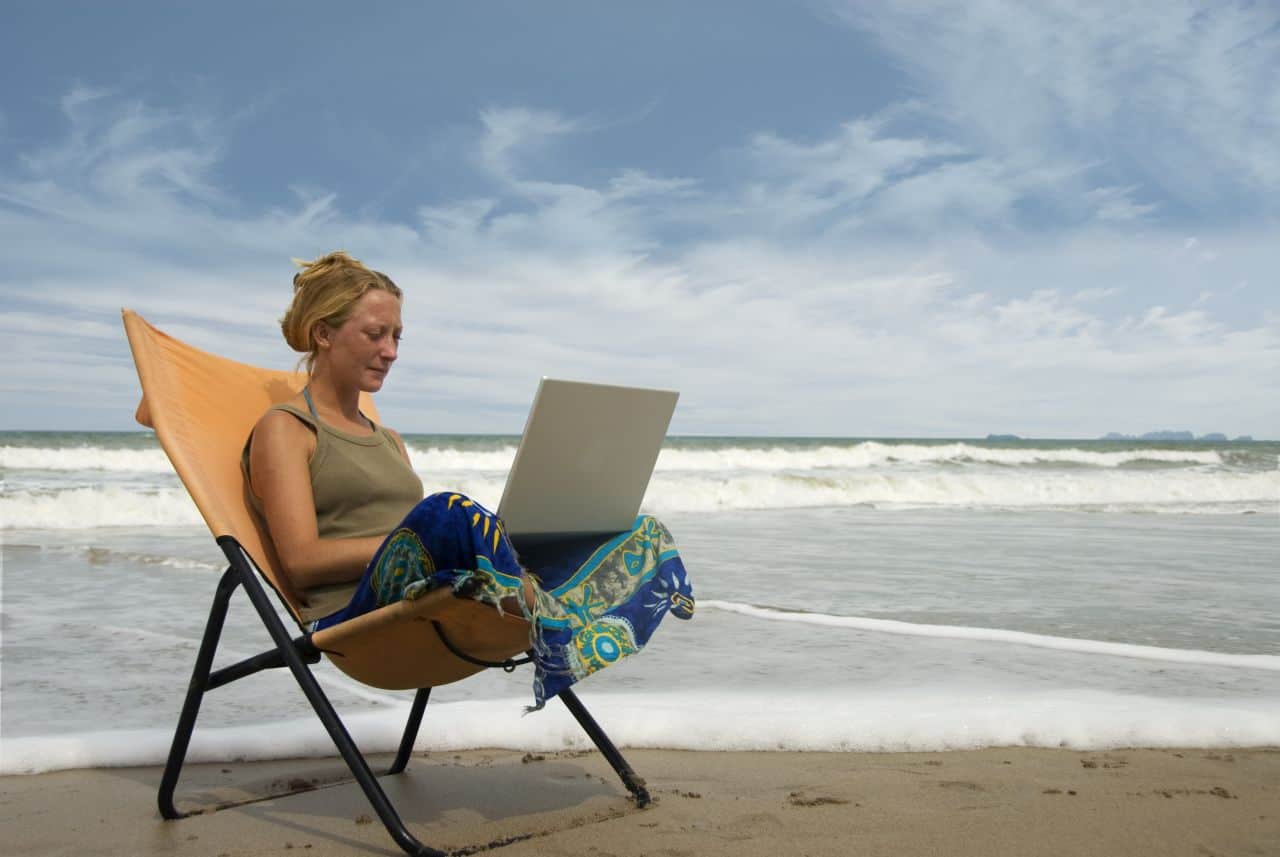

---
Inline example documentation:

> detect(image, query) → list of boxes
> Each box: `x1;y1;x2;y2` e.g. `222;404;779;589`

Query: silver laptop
497;378;678;540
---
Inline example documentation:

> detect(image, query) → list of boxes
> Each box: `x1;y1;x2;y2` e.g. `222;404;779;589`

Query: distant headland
983;431;1257;442
1099;431;1254;442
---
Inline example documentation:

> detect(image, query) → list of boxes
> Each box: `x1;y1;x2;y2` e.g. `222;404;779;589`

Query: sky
2;1;1278;438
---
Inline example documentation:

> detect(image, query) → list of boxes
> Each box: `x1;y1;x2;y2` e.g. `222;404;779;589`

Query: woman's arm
248;409;385;590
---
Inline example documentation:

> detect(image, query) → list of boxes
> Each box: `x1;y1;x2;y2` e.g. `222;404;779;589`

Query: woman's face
318;288;403;393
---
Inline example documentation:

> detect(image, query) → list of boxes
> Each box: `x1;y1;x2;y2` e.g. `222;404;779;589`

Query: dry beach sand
1;747;1277;856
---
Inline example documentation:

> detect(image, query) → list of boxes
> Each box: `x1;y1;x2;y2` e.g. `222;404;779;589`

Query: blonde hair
280;251;402;374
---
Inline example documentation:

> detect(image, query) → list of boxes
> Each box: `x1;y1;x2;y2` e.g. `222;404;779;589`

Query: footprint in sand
787;792;852;807
938;780;984;792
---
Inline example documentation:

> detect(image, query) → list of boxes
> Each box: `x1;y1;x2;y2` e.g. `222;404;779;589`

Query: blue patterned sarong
312;492;694;709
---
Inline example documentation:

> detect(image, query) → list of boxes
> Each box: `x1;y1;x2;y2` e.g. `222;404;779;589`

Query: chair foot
558;688;650;807
629;777;652;809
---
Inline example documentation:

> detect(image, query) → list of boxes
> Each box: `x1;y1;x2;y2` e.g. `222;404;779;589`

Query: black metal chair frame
159;535;650;857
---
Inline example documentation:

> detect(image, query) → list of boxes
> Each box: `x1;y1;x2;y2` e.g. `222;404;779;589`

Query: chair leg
167;540;647;856
158;565;240;819
226;542;445;857
387;687;432;775
559;688;651;808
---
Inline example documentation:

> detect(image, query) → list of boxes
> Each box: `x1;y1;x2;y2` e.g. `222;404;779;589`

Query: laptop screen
497;378;678;539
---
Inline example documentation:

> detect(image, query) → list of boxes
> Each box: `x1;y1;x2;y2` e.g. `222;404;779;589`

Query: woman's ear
313;321;330;349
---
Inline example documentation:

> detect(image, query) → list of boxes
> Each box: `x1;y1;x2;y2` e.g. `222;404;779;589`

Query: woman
245;251;693;708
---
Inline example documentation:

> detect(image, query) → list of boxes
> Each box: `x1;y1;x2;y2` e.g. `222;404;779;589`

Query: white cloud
1;83;1277;437
1137;306;1223;345
1086;186;1158;223
476;106;582;181
730;117;1020;234
834;0;1280;212
17;88;224;207
747;117;963;199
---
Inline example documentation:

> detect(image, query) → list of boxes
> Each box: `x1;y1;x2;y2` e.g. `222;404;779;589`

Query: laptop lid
497;378;678;539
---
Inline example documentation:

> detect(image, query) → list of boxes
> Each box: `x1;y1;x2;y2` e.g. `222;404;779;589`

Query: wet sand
1;747;1277;856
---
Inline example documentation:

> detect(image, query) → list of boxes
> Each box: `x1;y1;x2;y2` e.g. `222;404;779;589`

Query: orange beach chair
122;310;649;856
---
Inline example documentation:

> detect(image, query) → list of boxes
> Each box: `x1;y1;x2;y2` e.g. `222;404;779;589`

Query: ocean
2;433;1277;775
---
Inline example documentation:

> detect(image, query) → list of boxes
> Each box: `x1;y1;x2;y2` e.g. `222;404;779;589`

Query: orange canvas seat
123;310;530;687
122;310;649;856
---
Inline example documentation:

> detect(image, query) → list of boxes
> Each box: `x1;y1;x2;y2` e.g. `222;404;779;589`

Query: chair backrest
121;309;380;617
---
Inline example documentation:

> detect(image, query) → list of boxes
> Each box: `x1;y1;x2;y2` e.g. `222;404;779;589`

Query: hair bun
292;250;360;291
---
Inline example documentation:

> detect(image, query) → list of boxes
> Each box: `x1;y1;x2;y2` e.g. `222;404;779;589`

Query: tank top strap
301;386;319;419
269;402;319;429
298;387;376;434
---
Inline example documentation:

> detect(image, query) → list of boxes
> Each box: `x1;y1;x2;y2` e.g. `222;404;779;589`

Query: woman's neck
304;371;369;430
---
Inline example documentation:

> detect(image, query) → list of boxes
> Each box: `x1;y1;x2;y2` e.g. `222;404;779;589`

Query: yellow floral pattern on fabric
325;494;694;711
448;492;505;553
549;516;673;629
570;616;639;676
370;528;436;604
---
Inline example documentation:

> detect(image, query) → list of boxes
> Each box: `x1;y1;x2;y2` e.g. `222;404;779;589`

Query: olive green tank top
243;397;424;622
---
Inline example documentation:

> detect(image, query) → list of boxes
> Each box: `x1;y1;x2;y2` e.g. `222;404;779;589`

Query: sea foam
653;442;1226;472
3;469;1274;529
0;486;203;529
4;689;1278;775
641;469;1278;514
3;440;1229;477
0;445;174;473
3;439;1273;529
403;441;1230;473
701;601;1280;671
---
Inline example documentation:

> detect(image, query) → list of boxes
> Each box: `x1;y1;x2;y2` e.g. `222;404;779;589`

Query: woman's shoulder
380;425;412;461
257;395;315;426
244;399;319;481
252;400;318;445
